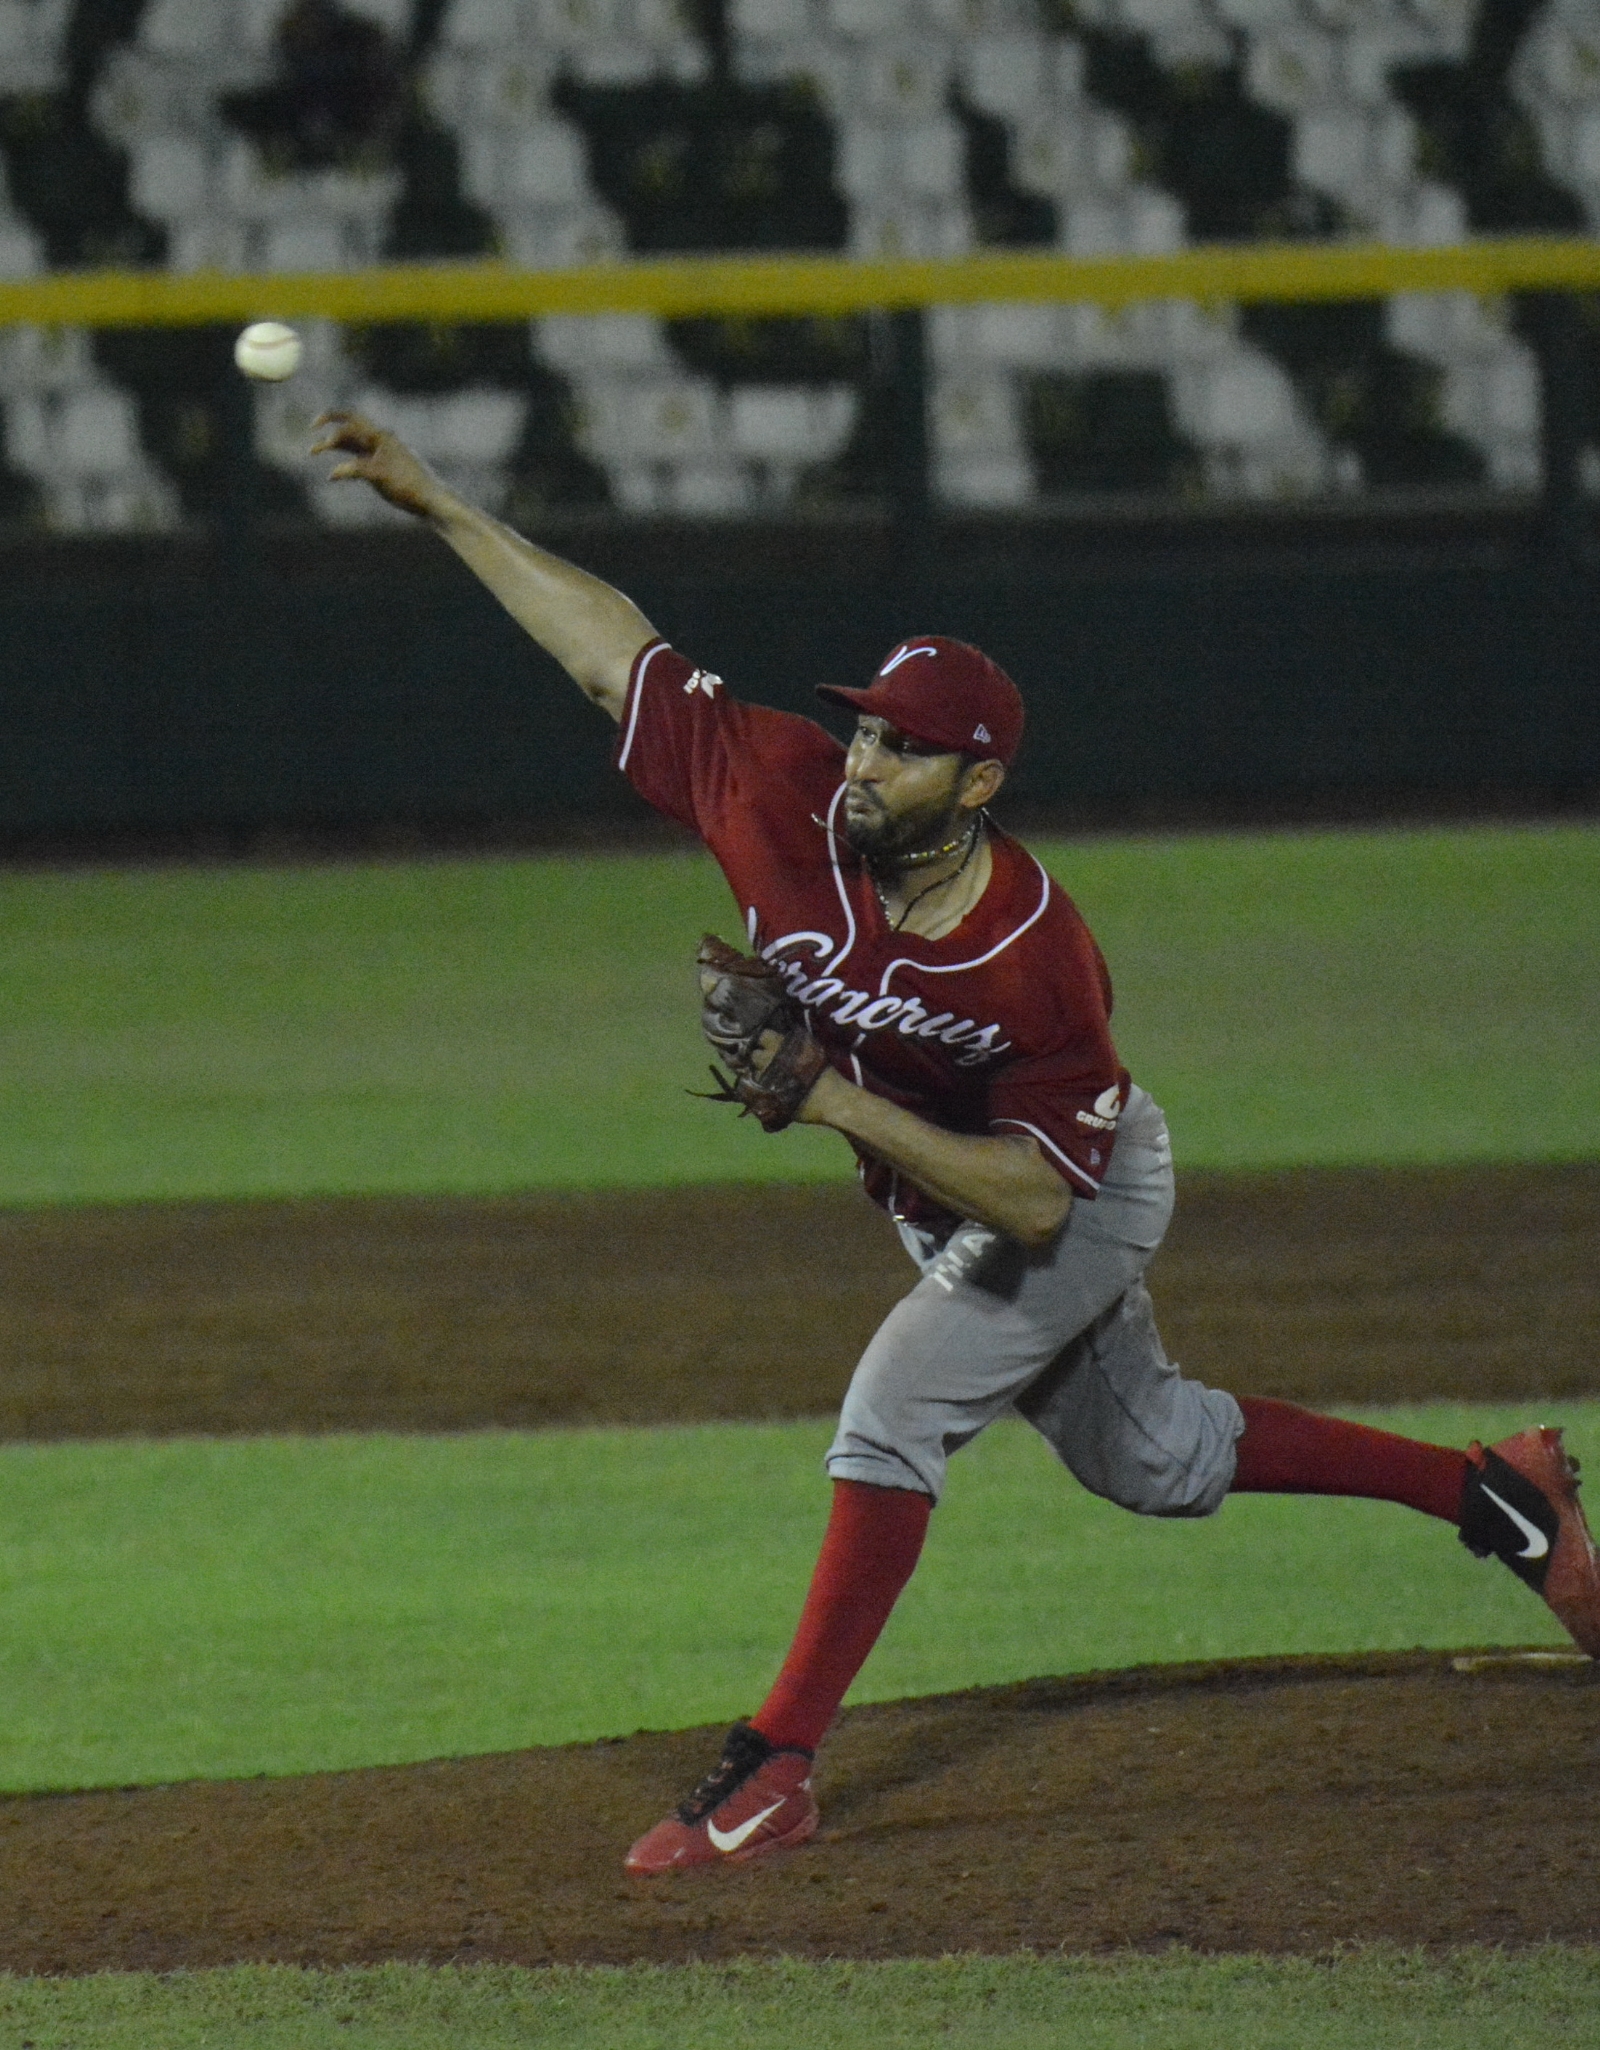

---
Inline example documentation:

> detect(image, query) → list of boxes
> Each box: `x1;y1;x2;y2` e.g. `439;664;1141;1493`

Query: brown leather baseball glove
694;934;828;1132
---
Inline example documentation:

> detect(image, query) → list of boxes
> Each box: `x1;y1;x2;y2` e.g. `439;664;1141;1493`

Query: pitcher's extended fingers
309;409;379;455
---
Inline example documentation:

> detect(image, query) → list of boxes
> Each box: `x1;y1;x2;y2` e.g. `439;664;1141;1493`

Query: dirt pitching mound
3;1653;1594;1974
1;1165;1595;1440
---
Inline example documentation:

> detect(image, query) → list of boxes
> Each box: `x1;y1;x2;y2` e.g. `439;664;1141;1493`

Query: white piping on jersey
616;639;668;774
761;787;855;975
991;1116;1101;1193
821;781;857;973
876;855;1053;996
849;1052;865;1086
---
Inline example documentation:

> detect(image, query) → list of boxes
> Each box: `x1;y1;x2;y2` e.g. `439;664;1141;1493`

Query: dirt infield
1;1164;1595;1440
0;1165;1595;1970
1;1654;1595;1974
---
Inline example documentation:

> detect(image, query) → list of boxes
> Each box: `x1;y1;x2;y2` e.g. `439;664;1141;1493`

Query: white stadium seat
921;0;1033;29
529;0;629;45
1293;105;1416;206
5;387;181;533
343;0;413;36
727;385;857;463
572;374;722;464
1175;357;1303;448
1246;32;1343;117
0;163;41;279
1341;27;1441;103
436;0;527;52
1210;0;1304;33
352;389;529;465
668;461;759;513
931;369;1024;454
1167;350;1328;499
137;0;229;60
127;135;214;220
0;0;70;91
729;0;815;36
822;0;905;37
1520;19;1600;103
1062;187;1184;254
848;197;973;256
1441;355;1542;491
1011;109;1136;203
55;391;145;477
569;38;708;82
0;326;98;396
462;121;591;208
836;118;966;202
1387;290;1515;363
421;51;552;128
536;315;676;374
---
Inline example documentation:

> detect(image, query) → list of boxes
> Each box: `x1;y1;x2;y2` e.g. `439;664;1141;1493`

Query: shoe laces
677;1722;781;1824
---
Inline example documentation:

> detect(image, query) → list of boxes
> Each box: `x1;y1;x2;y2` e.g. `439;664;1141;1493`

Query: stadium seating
0;324;182;531
0;0;70;96
0;153;42;278
0;0;1592;528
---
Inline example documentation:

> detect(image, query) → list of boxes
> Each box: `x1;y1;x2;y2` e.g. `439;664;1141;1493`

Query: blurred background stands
0;0;1594;532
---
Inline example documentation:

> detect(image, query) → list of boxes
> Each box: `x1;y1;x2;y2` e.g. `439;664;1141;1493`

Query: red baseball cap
816;636;1025;766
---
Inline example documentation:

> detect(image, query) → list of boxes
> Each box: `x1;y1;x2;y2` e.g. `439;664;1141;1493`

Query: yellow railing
0;234;1598;328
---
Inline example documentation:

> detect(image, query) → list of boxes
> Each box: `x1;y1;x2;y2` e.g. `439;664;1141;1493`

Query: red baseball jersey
616;640;1132;1227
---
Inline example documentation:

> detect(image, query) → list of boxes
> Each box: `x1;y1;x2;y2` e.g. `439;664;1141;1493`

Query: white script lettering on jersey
764;938;1012;1068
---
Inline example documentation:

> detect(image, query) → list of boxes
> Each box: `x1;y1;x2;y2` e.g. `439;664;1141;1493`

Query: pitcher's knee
1107;1448;1236;1518
825;1436;945;1501
1069;1389;1243;1519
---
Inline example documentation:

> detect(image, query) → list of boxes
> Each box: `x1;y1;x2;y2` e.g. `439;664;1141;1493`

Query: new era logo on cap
816;637;1025;766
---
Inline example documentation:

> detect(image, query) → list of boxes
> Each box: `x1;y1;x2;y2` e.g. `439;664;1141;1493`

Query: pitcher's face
842;717;975;861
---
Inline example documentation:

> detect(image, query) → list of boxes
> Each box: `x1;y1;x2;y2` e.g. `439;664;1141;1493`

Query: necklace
897;823;981;868
872;819;983;933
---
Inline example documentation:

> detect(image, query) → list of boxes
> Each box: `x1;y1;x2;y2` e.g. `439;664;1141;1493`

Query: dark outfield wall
2;519;1597;837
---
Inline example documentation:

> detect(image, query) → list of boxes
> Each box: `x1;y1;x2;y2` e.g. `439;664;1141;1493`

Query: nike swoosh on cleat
1481;1483;1552;1561
707;1798;785;1854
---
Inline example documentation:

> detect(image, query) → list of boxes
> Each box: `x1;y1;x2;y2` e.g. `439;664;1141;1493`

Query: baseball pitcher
314;409;1600;1876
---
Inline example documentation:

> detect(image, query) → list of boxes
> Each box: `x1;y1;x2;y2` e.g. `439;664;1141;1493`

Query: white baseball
234;322;303;382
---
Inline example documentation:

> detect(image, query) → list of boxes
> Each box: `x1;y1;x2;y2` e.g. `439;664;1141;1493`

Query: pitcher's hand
311;410;445;520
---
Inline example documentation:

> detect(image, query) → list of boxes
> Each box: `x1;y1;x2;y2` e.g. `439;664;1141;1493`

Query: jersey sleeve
983;923;1130;1200
613;639;841;839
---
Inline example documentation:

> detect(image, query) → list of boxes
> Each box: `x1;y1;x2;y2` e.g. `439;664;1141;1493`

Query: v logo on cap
878;644;940;675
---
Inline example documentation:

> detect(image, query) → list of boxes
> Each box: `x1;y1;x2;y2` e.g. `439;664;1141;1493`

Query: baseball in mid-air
233;322;302;382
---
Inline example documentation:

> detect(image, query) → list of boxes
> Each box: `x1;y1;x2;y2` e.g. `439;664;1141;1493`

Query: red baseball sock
751;1478;932;1755
1231;1396;1468;1523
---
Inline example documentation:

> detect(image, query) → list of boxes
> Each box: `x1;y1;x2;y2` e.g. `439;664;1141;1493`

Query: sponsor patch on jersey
683;668;722;697
1075;1082;1124;1132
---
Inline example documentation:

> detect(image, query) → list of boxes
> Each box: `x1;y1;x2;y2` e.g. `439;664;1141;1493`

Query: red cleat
1461;1427;1600;1657
625;1722;818;1875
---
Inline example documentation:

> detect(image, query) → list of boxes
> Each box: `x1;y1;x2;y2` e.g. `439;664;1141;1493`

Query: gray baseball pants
826;1087;1244;1514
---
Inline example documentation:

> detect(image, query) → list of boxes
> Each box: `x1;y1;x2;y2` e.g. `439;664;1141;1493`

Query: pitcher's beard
843;794;965;866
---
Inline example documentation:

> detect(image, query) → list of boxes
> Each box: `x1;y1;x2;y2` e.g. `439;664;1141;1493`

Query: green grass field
1;822;1595;1205
3;1950;1597;2050
3;824;1595;2036
0;1402;1586;1794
